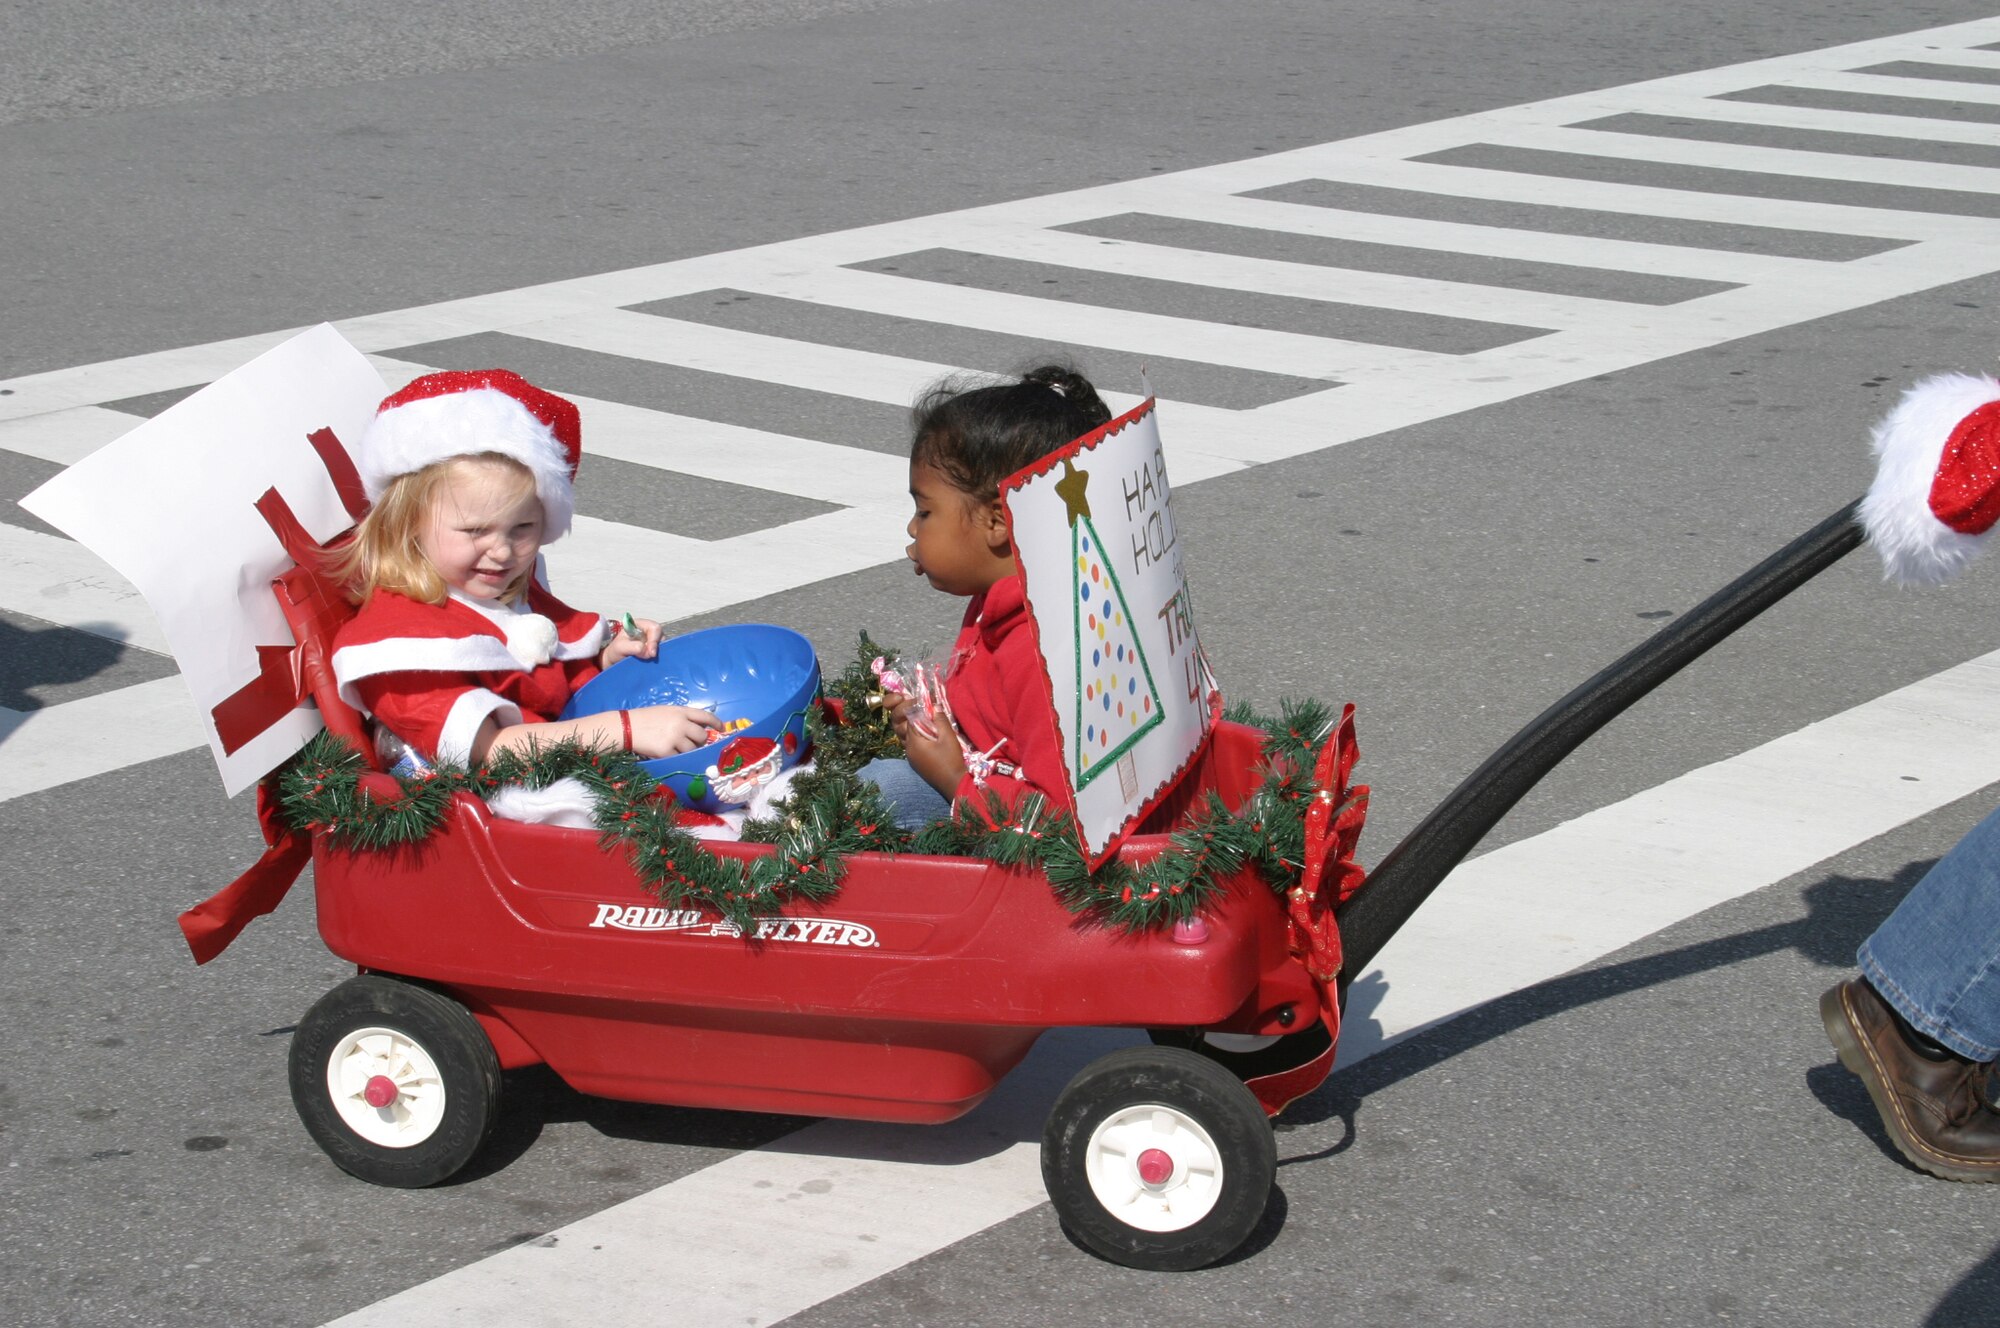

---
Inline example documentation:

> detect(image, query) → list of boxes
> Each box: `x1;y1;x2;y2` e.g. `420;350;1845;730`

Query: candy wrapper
870;654;941;740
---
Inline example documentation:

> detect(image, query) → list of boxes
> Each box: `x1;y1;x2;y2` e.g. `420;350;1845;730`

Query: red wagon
202;479;1868;1273
295;719;1331;1271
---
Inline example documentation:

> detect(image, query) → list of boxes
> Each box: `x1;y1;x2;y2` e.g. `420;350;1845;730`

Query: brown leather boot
1820;979;2000;1182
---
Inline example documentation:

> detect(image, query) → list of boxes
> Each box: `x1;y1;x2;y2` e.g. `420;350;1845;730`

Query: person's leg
856;757;951;830
1858;800;2000;1062
1819;801;2000;1181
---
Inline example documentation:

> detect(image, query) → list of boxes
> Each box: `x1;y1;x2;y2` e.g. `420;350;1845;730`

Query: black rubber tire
1042;1045;1276;1271
1147;1020;1334;1084
288;975;501;1188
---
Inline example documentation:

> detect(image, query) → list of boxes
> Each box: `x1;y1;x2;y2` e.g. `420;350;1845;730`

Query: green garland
275;635;1355;933
276;734;894;932
878;697;1343;929
801;629;911;772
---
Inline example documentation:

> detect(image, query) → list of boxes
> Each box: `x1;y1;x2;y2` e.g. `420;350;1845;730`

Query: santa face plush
418;456;547;604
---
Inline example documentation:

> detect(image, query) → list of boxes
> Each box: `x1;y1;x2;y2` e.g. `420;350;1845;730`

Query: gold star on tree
1054;459;1091;527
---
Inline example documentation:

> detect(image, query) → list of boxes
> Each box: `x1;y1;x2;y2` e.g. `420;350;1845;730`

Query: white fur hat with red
358;368;584;539
1861;370;2000;586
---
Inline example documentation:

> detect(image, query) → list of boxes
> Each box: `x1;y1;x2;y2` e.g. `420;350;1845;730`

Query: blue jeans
1858;800;2000;1062
857;757;951;831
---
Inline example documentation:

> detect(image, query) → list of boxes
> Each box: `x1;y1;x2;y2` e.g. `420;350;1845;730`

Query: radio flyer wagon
225;504;1351;1271
190;485;1865;1273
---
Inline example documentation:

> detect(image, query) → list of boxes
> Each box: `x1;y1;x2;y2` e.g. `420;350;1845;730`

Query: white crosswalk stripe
0;677;201;803
0;405;140;466
1605;94;2000;144
1803;70;2000;106
948;222;1638;328
0;523;166;655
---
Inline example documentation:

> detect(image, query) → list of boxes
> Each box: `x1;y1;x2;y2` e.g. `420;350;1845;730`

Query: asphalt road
6;2;2000;1324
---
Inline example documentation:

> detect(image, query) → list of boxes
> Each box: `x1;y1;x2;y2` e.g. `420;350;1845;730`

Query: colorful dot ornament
1071;518;1163;787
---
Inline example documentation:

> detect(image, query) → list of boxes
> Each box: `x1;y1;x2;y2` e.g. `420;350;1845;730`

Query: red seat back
272;552;376;764
251;481;378;769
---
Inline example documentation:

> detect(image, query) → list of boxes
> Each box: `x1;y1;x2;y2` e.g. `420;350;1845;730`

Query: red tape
178;779;310;964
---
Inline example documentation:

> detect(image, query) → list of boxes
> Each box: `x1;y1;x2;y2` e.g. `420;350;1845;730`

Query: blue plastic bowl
561;624;821;811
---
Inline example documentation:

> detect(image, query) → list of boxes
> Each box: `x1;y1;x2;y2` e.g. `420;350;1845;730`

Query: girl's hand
602;617;663;667
883;690;916;740
628;705;720;757
894;700;966;798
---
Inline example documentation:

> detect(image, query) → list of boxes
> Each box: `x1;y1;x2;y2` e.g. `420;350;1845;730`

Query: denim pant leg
1858;799;2000;1062
856;757;952;831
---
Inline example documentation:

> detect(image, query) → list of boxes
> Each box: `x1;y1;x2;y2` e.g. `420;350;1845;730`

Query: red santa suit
331;580;608;765
939;572;1066;809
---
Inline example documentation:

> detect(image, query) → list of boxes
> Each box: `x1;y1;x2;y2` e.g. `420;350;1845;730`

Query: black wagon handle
1335;498;1866;981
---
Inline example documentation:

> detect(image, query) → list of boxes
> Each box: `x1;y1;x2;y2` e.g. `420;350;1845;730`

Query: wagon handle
1335;498;1865;980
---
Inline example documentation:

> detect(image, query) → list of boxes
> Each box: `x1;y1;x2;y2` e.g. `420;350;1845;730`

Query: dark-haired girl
865;364;1115;828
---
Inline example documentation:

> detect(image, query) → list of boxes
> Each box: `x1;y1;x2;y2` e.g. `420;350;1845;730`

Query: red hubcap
363;1074;400;1108
1136;1148;1175;1186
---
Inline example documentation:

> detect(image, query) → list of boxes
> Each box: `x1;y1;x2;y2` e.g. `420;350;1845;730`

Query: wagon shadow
465;1026;1144;1183
461;1065;817;1181
1274;862;1926;1137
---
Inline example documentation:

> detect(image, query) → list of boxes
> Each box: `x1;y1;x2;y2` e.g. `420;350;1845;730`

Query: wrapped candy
869;655;939;739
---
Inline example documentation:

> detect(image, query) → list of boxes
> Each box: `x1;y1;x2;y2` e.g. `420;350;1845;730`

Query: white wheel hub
326;1025;448;1148
1083;1102;1225;1232
1201;1032;1280;1054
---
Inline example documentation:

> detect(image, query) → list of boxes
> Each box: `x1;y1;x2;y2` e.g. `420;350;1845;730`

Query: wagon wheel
1041;1046;1275;1271
288;975;502;1188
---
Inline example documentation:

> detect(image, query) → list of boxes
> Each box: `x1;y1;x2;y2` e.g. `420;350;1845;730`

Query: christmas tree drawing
1058;459;1164;788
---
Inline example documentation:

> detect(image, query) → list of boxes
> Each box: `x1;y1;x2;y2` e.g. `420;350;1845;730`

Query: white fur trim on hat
1860;371;2000;586
359;387;578;540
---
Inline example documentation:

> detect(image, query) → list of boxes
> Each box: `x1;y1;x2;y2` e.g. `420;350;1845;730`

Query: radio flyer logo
588;904;880;948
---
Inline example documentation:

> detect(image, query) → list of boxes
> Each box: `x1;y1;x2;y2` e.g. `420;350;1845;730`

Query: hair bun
1021;364;1085;399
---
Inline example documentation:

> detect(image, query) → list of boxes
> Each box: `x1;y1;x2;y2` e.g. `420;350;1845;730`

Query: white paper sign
1002;400;1218;864
20;325;388;795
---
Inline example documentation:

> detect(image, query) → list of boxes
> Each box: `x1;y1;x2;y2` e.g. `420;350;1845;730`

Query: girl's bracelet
618;709;633;753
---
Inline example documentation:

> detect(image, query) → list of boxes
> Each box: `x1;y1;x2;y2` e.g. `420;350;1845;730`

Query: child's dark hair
909;364;1113;502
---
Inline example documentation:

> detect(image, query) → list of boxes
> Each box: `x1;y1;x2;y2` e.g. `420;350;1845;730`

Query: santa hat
1860;371;2000;586
358;369;583;539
